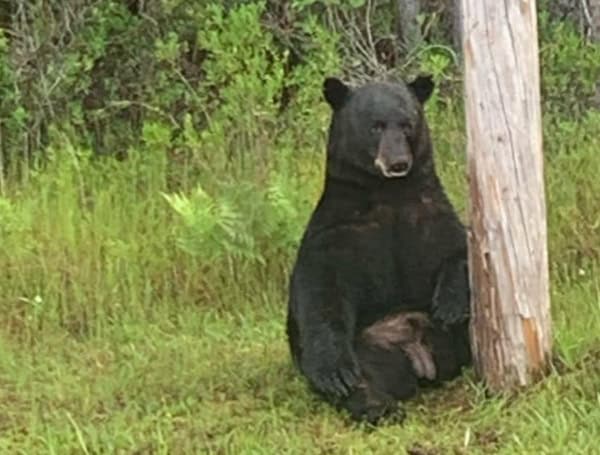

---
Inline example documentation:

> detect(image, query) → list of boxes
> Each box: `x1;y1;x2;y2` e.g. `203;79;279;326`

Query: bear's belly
348;222;441;328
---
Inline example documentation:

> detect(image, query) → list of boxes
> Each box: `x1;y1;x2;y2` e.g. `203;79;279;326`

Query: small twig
99;100;179;128
365;0;376;55
0;127;5;195
170;67;215;127
580;0;594;40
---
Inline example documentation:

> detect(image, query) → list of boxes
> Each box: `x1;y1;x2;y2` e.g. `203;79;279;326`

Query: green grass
1;104;600;454
1;280;599;454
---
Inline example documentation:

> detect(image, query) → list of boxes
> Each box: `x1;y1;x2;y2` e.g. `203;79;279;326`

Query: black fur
287;75;471;424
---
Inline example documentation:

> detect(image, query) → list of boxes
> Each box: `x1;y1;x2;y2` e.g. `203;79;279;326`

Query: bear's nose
389;161;411;174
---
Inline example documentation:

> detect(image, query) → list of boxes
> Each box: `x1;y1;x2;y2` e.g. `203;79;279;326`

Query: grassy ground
1;102;600;454
1;271;599;454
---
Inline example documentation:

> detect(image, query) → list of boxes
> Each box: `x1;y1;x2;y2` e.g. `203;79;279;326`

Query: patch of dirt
407;443;441;455
474;428;502;450
415;378;476;415
409;428;502;455
552;343;600;376
576;345;600;370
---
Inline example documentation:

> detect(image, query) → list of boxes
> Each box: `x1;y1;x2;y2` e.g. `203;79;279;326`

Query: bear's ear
323;77;350;110
408;75;434;104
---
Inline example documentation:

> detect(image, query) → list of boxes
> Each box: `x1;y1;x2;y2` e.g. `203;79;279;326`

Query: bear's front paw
344;383;405;425
303;350;361;399
355;400;406;425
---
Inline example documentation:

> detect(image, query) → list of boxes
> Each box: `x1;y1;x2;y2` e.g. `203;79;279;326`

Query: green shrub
539;11;600;117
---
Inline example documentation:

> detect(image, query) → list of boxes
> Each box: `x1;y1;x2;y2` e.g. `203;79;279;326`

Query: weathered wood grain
460;0;552;391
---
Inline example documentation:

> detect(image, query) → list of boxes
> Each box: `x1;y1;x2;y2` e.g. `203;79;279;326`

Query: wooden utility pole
460;0;552;391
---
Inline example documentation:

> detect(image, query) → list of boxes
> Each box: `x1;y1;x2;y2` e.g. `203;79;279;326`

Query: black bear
286;75;471;423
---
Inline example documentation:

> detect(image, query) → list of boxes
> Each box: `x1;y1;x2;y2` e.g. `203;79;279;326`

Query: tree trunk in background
452;0;463;60
590;0;600;109
548;0;600;41
588;0;600;41
396;0;422;54
460;0;553;392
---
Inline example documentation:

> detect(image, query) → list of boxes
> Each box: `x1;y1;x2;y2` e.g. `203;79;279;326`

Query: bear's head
323;75;435;184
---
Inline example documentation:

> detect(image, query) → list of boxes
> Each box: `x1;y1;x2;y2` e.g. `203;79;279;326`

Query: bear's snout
374;127;413;178
389;159;412;176
374;154;413;178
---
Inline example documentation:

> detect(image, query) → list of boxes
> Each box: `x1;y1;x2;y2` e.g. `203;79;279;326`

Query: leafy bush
539;11;600;117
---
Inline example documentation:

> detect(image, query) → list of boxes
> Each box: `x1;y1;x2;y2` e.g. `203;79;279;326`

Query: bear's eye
371;121;386;134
